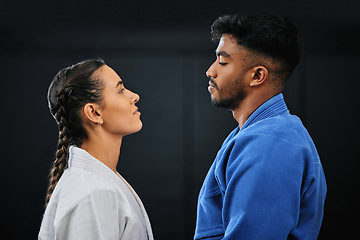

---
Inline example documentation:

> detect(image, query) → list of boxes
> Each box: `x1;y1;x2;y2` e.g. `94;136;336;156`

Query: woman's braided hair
45;59;105;208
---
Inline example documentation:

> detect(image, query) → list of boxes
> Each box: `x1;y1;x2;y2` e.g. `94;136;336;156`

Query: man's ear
83;103;103;125
249;66;268;87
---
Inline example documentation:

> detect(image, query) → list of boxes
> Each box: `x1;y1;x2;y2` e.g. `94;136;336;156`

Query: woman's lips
134;107;141;115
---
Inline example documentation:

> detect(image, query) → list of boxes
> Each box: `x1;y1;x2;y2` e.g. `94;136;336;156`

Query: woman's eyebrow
115;80;123;88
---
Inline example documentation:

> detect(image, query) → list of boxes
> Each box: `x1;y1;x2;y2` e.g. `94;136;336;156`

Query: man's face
206;34;251;110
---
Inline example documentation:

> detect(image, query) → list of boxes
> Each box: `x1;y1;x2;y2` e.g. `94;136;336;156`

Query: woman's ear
249;66;268;87
83;103;103;125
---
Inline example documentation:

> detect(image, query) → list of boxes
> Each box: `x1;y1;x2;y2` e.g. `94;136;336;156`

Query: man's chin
211;96;237;110
210;96;219;106
211;97;225;108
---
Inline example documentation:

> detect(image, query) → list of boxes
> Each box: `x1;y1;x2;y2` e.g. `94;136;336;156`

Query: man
195;14;327;239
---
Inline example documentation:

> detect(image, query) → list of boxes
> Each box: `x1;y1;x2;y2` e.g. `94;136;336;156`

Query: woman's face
97;65;142;137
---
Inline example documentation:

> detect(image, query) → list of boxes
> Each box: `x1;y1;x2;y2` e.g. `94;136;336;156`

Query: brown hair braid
45;90;70;207
44;59;105;209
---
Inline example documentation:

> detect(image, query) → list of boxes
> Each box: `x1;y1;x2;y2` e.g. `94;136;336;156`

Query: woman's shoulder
52;168;119;206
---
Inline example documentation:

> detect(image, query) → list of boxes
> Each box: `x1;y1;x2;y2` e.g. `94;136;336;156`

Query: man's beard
211;91;246;109
210;78;246;110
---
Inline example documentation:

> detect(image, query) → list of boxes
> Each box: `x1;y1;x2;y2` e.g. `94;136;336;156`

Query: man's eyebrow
115;80;123;88
216;51;230;57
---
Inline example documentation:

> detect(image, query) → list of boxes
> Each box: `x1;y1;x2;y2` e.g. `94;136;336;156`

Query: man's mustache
209;79;218;90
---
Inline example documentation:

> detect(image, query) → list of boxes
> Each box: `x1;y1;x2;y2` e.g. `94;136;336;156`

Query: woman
39;59;154;240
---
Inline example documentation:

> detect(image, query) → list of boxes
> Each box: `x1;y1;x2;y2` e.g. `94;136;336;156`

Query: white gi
39;146;154;240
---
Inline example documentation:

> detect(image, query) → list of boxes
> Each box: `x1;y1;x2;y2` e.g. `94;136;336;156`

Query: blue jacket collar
240;93;289;131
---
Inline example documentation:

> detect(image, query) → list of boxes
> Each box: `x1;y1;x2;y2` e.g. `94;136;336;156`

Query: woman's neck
81;132;123;173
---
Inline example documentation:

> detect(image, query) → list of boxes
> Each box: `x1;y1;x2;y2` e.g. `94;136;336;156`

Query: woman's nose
130;91;140;103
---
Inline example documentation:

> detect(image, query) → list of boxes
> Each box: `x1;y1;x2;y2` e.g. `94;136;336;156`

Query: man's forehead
216;35;244;56
220;34;238;43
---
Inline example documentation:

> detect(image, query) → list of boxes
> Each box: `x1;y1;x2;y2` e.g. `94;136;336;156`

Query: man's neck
232;91;277;129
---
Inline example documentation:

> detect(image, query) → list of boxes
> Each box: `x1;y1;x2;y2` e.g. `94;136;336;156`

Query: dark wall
1;1;359;239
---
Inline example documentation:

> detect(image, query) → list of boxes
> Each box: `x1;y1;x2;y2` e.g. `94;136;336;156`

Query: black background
1;0;359;239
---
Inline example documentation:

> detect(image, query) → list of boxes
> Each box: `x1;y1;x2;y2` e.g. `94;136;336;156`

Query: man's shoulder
222;114;317;159
238;114;308;142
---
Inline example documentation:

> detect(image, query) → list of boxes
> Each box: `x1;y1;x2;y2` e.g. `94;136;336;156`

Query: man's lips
208;80;217;92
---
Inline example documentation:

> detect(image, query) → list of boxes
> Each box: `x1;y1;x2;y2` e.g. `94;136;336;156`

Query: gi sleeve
220;135;305;239
54;189;121;240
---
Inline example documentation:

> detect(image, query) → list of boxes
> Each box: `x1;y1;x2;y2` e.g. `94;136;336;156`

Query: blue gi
195;93;327;240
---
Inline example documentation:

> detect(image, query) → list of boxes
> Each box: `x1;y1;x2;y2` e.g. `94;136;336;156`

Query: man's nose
206;62;217;79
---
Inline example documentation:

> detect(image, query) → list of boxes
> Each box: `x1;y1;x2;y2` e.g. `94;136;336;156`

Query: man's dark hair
211;14;303;82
